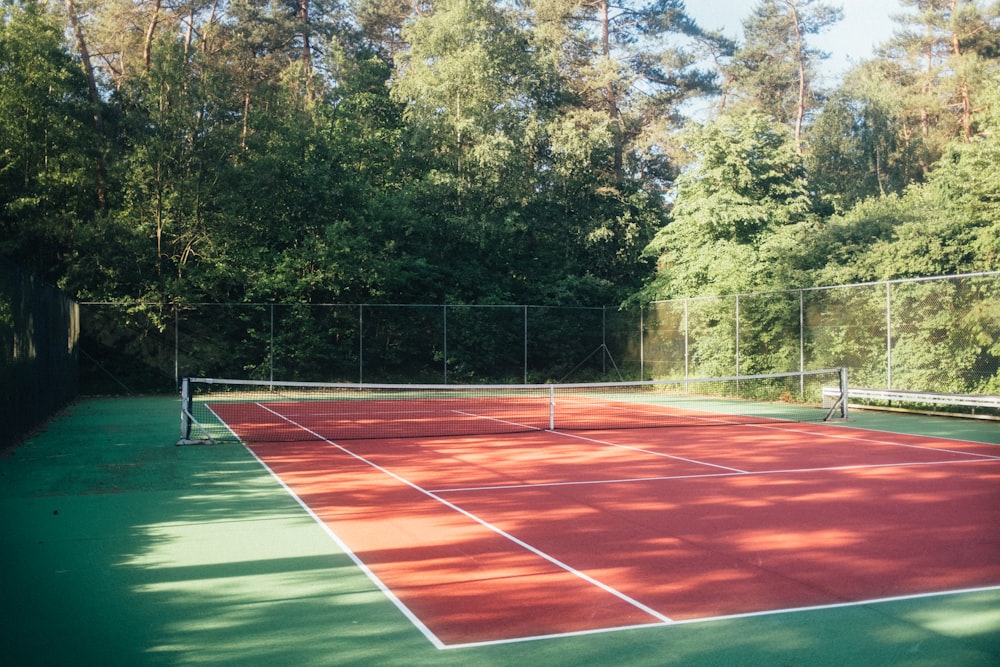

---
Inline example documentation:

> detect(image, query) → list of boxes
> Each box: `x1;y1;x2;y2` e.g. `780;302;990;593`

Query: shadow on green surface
0;397;997;665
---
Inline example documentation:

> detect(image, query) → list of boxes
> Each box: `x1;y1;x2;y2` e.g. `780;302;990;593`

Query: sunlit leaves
644;112;813;297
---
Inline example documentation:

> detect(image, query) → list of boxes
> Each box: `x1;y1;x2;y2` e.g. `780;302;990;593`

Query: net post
840;367;849;421
549;384;555;430
178;377;192;445
822;367;850;422
178;377;218;445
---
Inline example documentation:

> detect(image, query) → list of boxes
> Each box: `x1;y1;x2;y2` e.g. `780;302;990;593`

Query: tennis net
178;368;848;444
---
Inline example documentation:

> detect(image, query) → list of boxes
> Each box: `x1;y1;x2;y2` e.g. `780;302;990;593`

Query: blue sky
685;0;907;82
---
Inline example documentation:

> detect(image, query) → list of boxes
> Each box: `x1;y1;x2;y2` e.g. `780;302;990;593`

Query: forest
1;0;998;312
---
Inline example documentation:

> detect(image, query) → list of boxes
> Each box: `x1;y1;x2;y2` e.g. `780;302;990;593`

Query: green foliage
726;0;842;150
813;78;1000;283
808;61;930;213
643;112;813;297
0;3;98;283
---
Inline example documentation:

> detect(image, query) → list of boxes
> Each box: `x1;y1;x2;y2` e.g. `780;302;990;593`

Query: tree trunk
599;0;624;182
64;0;107;209
783;0;806;155
949;10;973;143
300;0;312;70
143;0;162;72
242;91;251;150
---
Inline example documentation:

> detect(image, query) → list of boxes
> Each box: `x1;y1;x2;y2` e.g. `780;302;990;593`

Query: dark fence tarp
1;259;79;450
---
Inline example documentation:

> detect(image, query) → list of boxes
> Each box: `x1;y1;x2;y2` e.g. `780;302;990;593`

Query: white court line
427;423;998;494
431;457;999;493
451;409;546;431
557;394;1000;459
247;406;447;649
451;398;999;476
747;419;1000;459
440;584;1000;649
252;402;675;631
448;411;749;473
553;429;750;472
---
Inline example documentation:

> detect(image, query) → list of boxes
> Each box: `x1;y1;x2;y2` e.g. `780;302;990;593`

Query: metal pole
841;366;850;420
639;306;644;379
359;304;364;384
735;294;740;378
174;303;179;388
684;300;689;381
886;283;892;390
443;305;448;384
549;385;555;430
523;305;528;384
799;289;804;394
602;306;607;376
179;377;190;441
269;304;274;386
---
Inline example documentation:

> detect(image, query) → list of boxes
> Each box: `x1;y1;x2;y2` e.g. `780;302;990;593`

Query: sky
685;0;909;82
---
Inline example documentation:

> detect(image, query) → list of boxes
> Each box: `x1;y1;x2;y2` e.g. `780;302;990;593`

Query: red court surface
210;402;1000;649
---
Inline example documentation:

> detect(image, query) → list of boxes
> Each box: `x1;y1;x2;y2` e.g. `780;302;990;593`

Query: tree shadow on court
0;398;423;666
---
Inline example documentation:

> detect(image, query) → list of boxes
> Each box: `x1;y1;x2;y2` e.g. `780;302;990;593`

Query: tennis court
189;373;1000;650
3;381;1000;665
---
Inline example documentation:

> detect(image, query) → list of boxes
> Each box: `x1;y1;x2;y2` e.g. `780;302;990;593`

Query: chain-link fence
78;272;1000;398
78;303;623;392
1;259;79;449
641;272;1000;396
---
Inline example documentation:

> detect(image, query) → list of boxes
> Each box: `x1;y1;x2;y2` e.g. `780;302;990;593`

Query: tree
642;111;813;298
392;0;543;202
386;0;672;305
806;1;999;211
810;78;1000;284
62;0;109;207
728;0;842;153
102;39;233;300
528;0;720;184
875;119;1000;275
352;0;414;59
0;1;99;280
882;0;1000;150
807;60;929;213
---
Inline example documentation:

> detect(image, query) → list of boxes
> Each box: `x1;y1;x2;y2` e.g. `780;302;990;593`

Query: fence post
886;282;892;390
799;289;804;394
174;303;179;388
639;305;644;379
602;305;607;376
684;299;689;380
735;294;741;377
523;305;528;384
841;367;850;420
